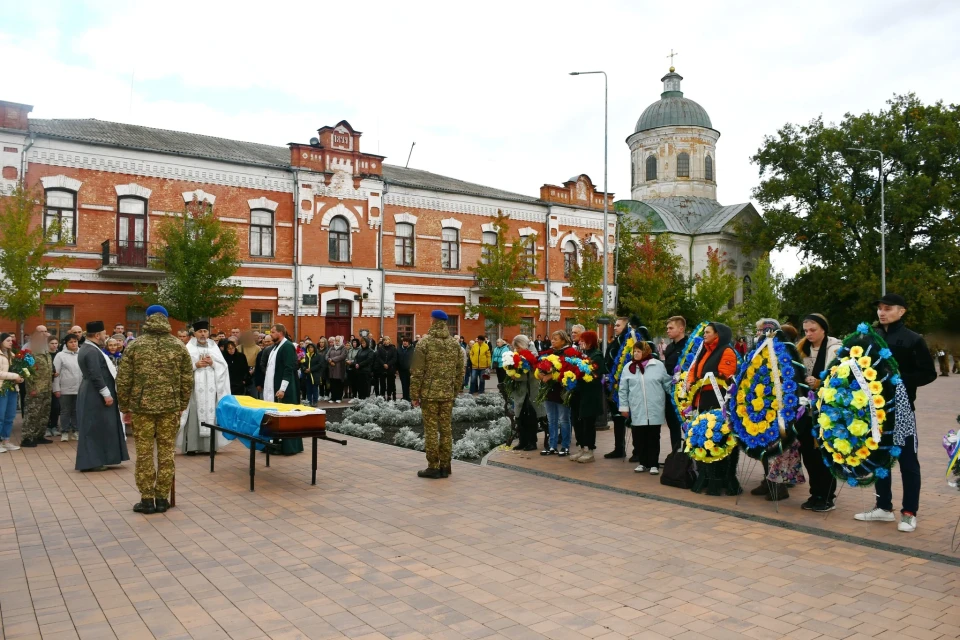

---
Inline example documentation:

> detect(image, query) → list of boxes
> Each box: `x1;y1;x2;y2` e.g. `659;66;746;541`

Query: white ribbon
846;357;882;442
704;372;727;416
762;337;787;438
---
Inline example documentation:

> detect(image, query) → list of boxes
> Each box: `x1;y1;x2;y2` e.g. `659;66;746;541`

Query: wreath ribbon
762;337;788;438
846;357;882;442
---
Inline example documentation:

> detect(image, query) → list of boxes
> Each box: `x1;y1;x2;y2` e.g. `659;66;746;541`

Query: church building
616;66;763;302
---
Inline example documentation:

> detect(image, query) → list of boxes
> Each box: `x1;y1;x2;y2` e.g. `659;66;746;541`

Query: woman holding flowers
619;340;673;474
509;335;545;451
570;331;607;463
538;330;579;457
796;313;842;511
0;333;24;452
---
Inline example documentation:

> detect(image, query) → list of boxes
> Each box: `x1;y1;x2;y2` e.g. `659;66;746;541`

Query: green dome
634;71;714;133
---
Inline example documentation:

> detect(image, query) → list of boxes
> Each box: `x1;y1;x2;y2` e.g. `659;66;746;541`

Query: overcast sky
4;0;960;276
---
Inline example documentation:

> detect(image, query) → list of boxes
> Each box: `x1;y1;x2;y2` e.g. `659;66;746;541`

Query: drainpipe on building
292;168;300;340
543;207;550;339
20;136;35;188
378;183;387;338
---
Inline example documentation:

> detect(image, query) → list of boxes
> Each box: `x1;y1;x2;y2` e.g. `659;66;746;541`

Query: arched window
524;238;537;278
328;216;350;262
481;230;497;264
645;156;657;181
395;222;414;266
677;152;690;178
45;189;76;244
705;155;714;181
563;241;578;278
742;275;753;299
249;209;274;257
441;227;459;269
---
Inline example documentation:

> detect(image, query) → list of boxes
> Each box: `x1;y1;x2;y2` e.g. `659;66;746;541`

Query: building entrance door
325;300;352;338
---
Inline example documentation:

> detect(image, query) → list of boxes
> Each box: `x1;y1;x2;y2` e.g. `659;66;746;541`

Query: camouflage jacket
116;313;194;414
26;350;53;393
410;320;465;401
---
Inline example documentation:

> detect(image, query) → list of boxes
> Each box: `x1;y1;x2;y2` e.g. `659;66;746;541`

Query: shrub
393;427;425;451
327;421;384;440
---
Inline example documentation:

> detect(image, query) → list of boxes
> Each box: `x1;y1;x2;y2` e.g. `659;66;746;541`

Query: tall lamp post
569;70;610;350
848;147;886;295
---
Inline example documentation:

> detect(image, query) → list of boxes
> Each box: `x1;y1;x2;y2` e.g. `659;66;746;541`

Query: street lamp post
848;147;886;295
570;70;610;351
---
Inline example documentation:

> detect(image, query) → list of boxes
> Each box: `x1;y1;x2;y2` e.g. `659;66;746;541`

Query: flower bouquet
671;321;710;419
502;348;537;394
728;336;804;458
1;348;35;393
815;323;901;487
534;347;580;404
558;355;597;405
944;415;960;489
607;329;637;409
684;409;738;463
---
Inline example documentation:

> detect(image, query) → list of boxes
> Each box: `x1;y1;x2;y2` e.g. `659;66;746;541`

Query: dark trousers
346;371;358;397
664;398;682;453
635;424;661;468
372;373;381;396
357;373;371;399
495;367;506;384
383;373;397;400
48;393;61;431
573;415;597;450
876;435;920;514
611;413;627;453
797;414;837;501
330;378;343;402
399;370;411;401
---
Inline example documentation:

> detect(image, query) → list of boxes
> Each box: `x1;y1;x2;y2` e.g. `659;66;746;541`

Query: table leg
312;437;318;485
210;429;217;472
266;442;271;467
249;442;256;491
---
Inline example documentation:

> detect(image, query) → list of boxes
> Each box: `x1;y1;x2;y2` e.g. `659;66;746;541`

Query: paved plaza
1;379;960;639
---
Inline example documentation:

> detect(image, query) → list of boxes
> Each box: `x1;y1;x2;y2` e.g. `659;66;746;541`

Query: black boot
417;467;443;479
134;498;156;514
765;483;789;501
750;480;770;496
604;422;626;458
441;466;451;478
154;498;170;513
628;426;641;462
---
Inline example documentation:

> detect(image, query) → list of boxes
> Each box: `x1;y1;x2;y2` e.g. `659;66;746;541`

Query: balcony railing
99;240;162;272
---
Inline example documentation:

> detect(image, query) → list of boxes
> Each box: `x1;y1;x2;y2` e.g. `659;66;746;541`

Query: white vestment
177;338;231;450
262;338;289;402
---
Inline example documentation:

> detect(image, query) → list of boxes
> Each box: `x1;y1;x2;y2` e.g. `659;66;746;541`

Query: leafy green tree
567;248;603;327
0;182;71;341
740;93;960;333
139;197;243;323
687;247;740;327
463;211;537;337
737;253;783;333
616;216;685;332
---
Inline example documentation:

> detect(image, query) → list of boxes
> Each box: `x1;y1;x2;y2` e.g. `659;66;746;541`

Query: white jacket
53;349;82;395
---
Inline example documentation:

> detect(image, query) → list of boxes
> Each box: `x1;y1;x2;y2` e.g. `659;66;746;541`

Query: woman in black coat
376;336;399;400
222;340;251;396
352;337;375;399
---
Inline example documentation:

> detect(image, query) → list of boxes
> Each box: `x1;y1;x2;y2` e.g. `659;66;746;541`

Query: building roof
634;71;714;133
616;196;755;235
27;118;541;205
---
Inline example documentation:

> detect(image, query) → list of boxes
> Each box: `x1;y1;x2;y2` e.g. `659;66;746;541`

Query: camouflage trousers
422;399;453;470
132;413;179;500
23;391;52;440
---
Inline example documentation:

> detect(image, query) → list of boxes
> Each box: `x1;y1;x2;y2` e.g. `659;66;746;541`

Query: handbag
661;449;697;488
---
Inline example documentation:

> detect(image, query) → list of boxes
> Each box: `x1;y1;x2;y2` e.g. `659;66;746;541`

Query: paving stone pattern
0;379;959;639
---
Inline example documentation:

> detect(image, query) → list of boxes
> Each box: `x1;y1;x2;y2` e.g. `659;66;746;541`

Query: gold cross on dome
667;49;679;68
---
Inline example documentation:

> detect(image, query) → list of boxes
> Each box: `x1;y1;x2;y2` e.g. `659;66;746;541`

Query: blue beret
145;305;168;318
431;309;448;321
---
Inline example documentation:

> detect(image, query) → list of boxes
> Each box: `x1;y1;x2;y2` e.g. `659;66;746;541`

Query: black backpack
660;449;696;489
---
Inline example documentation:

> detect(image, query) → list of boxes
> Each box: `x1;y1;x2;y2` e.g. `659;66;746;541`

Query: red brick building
0;99;615;342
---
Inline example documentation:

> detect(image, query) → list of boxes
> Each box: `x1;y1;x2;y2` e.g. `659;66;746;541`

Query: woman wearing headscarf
222;339;252;396
686;322;740;495
510;334;545;451
618;340;673;474
795;313;842;512
353;337;375;399
327;336;347;403
570;330;608;463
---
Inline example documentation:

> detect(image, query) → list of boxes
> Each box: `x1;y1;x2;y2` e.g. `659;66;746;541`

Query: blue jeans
0;389;17;440
306;382;319;405
469;368;486;394
545;401;571;450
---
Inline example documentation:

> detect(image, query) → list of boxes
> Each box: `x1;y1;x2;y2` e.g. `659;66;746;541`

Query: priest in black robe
75;321;130;471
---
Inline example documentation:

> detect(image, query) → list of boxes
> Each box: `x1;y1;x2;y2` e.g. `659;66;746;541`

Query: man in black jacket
854;293;937;533
662;316;688;453
397;338;414;401
377;336;399;400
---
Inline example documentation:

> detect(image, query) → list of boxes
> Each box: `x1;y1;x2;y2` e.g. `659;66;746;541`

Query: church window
524;240;537;277
742;275;752;299
677;152;690;178
645;156;657;181
563;241;578;278
481;230;497;264
329;215;350;262
395;222;414;266
44;188;76;244
705;155;714;181
441;227;459;269
249;209;274;257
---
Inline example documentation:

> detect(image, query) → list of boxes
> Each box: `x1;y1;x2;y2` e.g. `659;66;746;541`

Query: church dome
634;70;713;133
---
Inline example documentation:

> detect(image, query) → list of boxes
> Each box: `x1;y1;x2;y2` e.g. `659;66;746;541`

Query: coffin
261;411;326;435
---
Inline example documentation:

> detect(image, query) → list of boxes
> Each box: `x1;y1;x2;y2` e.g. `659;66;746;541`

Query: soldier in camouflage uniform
21;327;54;447
116;306;194;514
410;310;465;479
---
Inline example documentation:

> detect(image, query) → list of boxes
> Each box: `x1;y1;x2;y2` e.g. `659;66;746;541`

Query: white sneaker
898;515;917;532
634;465;647;473
0;445;7;453
854;507;896;522
578;449;595;463
649;467;659;475
71;432;79;441
61;432;69;442
3;441;19;451
568;447;584;461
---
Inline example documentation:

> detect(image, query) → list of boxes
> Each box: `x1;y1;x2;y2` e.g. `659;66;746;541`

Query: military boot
154;498;170;513
134;498;156;514
417;468;444;479
441;466;451;478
